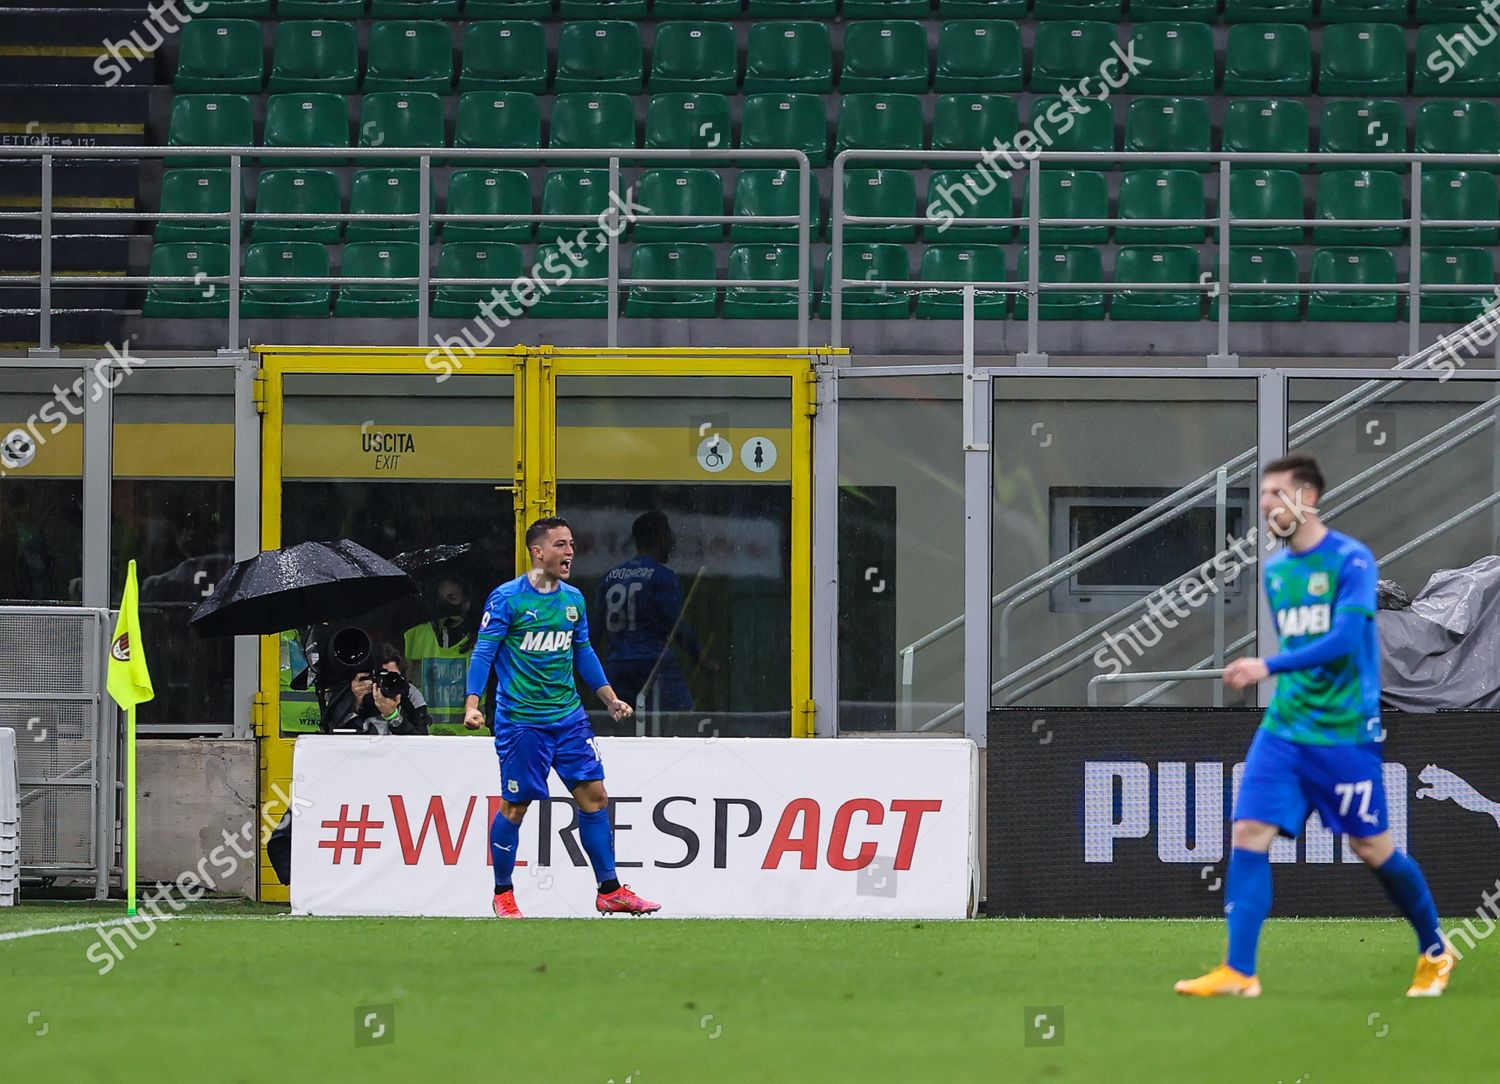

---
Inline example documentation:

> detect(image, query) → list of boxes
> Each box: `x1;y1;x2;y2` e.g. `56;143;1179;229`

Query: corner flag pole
107;560;153;918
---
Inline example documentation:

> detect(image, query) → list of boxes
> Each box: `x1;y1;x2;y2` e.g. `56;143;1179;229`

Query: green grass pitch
3;900;1497;1083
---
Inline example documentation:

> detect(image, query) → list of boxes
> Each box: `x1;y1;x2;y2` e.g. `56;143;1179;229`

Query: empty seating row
165;92;1500;169
186;0;1500;23
174;18;1500;96
155;165;1500;246
143;240;1491;321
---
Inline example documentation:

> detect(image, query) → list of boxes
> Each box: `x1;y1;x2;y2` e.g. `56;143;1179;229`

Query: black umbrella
188;539;416;639
391;542;472;575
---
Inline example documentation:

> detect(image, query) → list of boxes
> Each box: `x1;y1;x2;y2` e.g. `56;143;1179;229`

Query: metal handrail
0;144;815;353
1088;668;1230;707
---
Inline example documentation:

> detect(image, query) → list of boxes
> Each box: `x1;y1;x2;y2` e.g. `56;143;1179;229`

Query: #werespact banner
291;736;978;919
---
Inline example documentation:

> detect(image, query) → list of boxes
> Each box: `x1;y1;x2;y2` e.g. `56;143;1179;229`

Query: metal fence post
1018;155;1045;365
797;155;810;349
607;155;620;348
227;154;241;351
1408;160;1422;358
38;153;53;353
418;153;431;347
830;152;845;349
1212;466;1227;706
1211;160;1236;365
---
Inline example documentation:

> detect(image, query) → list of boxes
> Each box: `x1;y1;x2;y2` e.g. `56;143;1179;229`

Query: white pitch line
0;917;140;943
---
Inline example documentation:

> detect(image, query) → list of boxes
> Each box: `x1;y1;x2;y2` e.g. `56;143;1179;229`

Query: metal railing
0;145;815;352
832;149;1500;362
1087;668;1231;707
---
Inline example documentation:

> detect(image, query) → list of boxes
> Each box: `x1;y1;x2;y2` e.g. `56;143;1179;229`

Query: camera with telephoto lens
371;667;408;700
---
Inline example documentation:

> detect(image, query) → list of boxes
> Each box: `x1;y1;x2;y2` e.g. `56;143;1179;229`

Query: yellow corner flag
108;560;153;917
108;560;154;711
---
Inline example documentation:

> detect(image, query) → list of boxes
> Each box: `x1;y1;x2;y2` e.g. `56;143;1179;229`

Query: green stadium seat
1124;98;1212;169
336;241;421;316
555;20;643;92
143;243;231;317
278;0;365;15
840;21;930;93
444;168;533;241
746;0;835;16
1028;96;1115;166
1319;99;1407;156
1116;169;1206;243
915;244;1010;319
241;241;332;317
654;0;743;15
1111;245;1202;320
373;0;460;14
1126;23;1215;94
1226;168;1305;244
1320;0;1408;20
1221;99;1309;166
365;21;455;93
156;169;236;242
452;91;541;163
839;167;918;241
939;0;1027;14
1415;0;1487;20
1420;247;1495;322
1222;24;1311;95
645;93;734;162
358;92;447;164
548;92;637;162
1314;169;1405;245
650;22;738;93
195;0;272;14
166;94;254;166
279;0;365;15
834;94;925;162
741;93;828;166
262;93;349;165
925;169;1014;242
530;242;609;316
269;21;358;93
466;0;552;14
1033;0;1123;18
253;168;342;243
1013;245;1106;319
1030;21;1119;89
1129;0;1218;20
931;94;1019;166
175;20;265;93
1222;0;1310;17
1421;169;1499;245
732;169;822;240
1416;101;1500;165
1210;246;1301;321
432;242;525;318
538;168;618;242
561;0;647;15
820;244;911;319
934;21;1023;93
744;21;833;93
723;243;804;318
348;168;428;241
635;168;725;241
1307;247;1399;321
626;242;718;316
844;0;933;15
1415;25;1500;95
459;22;548;93
1319;24;1408;96
1024;170;1109;243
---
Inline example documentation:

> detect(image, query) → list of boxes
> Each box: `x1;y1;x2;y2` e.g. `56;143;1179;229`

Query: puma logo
1416;765;1500;830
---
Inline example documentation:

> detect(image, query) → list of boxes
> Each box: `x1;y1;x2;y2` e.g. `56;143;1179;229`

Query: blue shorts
1234;729;1388;839
494;719;605;803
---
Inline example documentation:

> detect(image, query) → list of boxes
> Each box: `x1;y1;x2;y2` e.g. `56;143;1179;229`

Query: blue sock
1373;850;1444;956
1225;847;1272;976
490;810;519;891
576;807;617;888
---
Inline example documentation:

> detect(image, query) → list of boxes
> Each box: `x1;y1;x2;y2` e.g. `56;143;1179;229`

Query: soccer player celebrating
464;516;661;919
1175;456;1452;999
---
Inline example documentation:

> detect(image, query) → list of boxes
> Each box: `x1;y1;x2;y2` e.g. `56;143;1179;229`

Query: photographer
320;643;432;736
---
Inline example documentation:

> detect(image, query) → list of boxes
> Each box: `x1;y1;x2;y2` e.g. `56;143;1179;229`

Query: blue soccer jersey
465;574;609;730
595;555;700;665
1261;529;1382;745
